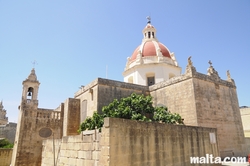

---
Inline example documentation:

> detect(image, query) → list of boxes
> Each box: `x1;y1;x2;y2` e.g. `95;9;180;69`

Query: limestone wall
240;107;250;137
149;68;247;158
75;78;149;123
192;77;246;157
41;130;100;166
11;107;63;166
101;118;219;166
0;122;17;143
63;98;80;136
150;76;198;126
0;149;12;166
42;118;219;166
245;138;250;153
97;78;149;114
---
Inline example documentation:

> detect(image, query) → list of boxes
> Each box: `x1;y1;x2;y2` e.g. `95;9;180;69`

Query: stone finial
226;70;235;85
188;56;193;66
227;70;231;80
185;56;196;76
207;60;220;79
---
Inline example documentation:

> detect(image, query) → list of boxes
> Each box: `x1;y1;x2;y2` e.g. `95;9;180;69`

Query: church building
11;18;247;166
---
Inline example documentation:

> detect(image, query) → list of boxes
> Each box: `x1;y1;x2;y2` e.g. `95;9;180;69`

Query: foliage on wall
0;139;13;148
79;93;184;132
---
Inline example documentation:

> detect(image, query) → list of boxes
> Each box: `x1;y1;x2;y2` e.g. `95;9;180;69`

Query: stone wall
11;106;63;166
41;130;100;166
75;78;149;123
0;122;17;143
240;107;250;137
63;98;80;136
150;75;198;126
245;138;250;154
96;78;149;113
192;77;246;157
0;149;12;166
42;118;219;166
150;68;247;158
102;118;219;166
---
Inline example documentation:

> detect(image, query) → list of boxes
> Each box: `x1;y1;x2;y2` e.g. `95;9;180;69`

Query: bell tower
21;68;40;109
11;68;40;166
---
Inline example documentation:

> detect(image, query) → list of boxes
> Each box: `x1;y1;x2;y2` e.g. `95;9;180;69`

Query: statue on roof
188;56;193;66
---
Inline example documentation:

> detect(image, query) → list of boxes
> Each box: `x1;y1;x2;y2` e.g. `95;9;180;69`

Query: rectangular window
147;77;155;86
209;132;216;144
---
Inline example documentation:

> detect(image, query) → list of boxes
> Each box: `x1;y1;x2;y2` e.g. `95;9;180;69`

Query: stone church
0;101;17;143
11;18;247;165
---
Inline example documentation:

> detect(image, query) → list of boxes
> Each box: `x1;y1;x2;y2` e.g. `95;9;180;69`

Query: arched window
148;32;151;38
27;87;34;99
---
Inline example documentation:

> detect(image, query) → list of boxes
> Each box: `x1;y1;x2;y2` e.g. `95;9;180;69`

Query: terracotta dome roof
130;41;171;61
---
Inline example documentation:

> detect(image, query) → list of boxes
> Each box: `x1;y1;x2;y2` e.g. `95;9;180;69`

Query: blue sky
0;1;249;122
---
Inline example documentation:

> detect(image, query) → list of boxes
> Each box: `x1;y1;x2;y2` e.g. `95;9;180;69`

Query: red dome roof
130;41;171;61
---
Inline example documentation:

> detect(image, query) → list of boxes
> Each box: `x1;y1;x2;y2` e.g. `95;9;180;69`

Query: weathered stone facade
0;148;13;166
41;118;220;166
0;122;17;143
150;64;246;157
74;78;149;122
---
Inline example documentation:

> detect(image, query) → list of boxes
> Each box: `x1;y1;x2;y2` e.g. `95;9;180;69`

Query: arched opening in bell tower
27;87;34;100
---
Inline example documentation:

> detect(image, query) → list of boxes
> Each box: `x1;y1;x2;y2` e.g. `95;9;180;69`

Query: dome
123;17;181;86
130;41;171;61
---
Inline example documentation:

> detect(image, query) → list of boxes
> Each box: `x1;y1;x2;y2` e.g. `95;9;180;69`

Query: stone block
81;143;94;151
68;150;78;158
76;158;85;165
82;135;93;143
93;142;100;150
100;146;110;156
92;151;100;160
68;158;77;165
84;159;95;166
78;150;92;159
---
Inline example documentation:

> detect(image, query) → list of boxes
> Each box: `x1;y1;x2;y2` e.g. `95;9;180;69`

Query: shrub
79;93;184;132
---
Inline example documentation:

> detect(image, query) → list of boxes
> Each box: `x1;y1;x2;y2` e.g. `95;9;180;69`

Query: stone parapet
0;148;12;166
150;68;235;92
75;78;149;97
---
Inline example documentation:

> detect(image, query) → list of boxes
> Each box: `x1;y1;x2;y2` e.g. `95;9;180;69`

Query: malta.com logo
190;154;247;164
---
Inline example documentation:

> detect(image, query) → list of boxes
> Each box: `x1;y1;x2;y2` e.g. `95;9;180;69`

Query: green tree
0;139;14;148
79;93;184;132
